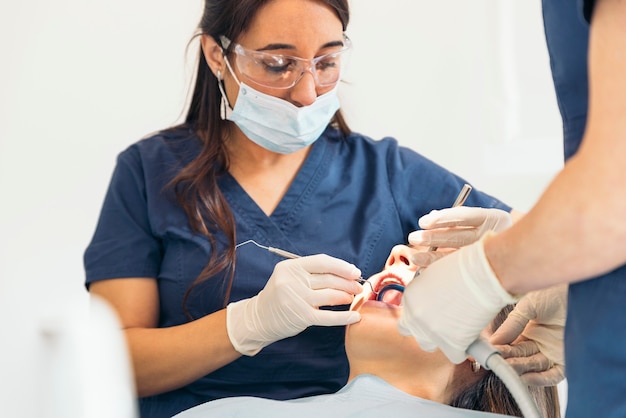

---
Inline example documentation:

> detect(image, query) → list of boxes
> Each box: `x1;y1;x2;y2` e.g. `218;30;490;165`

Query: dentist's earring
471;360;481;373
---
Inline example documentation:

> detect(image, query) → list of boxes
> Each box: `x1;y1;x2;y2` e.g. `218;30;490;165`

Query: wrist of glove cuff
466;231;521;309
226;298;267;356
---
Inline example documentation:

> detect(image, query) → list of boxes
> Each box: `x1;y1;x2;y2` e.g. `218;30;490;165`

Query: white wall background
0;0;564;415
341;0;563;208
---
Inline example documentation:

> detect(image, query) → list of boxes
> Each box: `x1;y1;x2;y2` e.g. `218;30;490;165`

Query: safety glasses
219;34;351;89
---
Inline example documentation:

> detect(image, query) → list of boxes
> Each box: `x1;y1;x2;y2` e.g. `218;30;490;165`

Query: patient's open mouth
350;272;408;311
373;274;405;305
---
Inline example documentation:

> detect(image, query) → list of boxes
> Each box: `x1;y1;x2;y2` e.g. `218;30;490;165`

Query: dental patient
174;245;560;417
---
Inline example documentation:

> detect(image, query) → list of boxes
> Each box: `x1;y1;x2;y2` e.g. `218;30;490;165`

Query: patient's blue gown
172;374;514;418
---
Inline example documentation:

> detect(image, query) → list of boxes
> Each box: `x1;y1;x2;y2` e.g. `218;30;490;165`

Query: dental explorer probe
412;183;473;279
235;240;302;260
235;240;375;292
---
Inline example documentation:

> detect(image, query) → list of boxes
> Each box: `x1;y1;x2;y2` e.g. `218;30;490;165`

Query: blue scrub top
543;1;626;417
84;125;509;418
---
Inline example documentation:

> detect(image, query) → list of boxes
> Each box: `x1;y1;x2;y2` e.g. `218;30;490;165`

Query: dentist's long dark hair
170;0;351;316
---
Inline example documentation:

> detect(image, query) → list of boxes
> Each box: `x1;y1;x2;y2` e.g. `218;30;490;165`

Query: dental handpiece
413;183;473;279
466;338;541;418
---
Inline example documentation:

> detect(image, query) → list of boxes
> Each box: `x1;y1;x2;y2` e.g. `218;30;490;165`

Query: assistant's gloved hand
408;207;512;267
226;254;362;356
398;232;520;363
490;285;567;386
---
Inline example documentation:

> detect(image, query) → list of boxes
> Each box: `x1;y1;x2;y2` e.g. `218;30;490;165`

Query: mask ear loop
216;52;242;121
216;70;231;120
215;70;226;120
216;47;242;120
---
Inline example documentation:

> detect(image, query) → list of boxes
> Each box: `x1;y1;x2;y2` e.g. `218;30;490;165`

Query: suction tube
466;338;541;418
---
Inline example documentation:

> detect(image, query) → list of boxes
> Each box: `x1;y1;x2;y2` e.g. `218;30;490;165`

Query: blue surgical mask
217;64;340;154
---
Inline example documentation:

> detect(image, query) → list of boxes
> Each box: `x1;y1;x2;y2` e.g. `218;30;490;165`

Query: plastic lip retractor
375;283;405;301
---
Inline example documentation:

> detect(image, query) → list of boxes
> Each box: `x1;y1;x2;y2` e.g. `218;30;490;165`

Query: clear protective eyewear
219;34;351;89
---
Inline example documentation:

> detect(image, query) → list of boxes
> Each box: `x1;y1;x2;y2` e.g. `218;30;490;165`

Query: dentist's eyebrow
257;39;344;52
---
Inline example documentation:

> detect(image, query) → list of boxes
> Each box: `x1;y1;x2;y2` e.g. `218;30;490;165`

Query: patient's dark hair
448;305;561;418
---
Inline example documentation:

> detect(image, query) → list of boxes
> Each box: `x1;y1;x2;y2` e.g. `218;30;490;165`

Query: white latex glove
398;233;520;363
226;254;362;356
490;285;567;386
408;207;512;267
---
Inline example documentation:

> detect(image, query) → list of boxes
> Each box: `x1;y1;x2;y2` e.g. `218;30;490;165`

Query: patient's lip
373;273;405;294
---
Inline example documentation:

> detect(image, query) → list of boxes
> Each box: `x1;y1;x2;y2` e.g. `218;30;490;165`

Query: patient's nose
384;245;416;270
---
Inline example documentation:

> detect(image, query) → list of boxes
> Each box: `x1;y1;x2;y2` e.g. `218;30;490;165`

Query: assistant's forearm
485;0;626;295
125;309;241;397
487;147;626;294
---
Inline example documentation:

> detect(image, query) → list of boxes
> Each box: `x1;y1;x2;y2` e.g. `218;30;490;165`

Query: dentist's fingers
410;207;513;248
409;249;453;267
307;272;363;294
520;365;565;387
493;339;540;359
295;254;362;279
409;228;483;248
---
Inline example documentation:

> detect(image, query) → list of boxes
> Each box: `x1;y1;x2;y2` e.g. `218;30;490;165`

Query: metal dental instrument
235;240;377;293
235;240;302;259
413;183;473;279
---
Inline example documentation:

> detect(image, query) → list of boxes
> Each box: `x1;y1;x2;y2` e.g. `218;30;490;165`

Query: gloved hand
408;207;512;267
398;232;520;364
226;254;362;356
489;285;567;386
